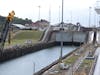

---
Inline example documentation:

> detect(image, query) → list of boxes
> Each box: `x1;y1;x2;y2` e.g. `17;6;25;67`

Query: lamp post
60;0;64;63
61;0;64;27
49;5;51;25
38;5;41;20
70;11;72;23
59;6;61;23
33;62;35;75
89;7;92;27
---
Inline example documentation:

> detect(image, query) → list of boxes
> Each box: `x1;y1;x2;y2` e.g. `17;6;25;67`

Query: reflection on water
0;46;77;75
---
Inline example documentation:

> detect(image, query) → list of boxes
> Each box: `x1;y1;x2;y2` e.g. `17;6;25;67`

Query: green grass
13;30;43;40
64;55;79;64
77;59;94;74
81;59;93;68
5;30;43;47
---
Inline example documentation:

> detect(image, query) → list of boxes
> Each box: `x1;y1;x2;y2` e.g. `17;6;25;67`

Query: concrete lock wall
55;31;87;43
56;32;73;42
0;42;56;62
73;31;87;43
88;31;94;44
96;31;100;44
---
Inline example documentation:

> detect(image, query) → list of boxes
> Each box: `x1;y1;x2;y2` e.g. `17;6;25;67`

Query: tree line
0;15;32;25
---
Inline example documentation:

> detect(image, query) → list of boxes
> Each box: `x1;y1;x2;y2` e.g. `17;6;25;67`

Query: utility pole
49;5;51;25
89;7;92;27
60;0;64;63
95;1;100;27
70;11;72;23
59;6;60;23
61;0;64;27
33;62;35;75
38;5;41;20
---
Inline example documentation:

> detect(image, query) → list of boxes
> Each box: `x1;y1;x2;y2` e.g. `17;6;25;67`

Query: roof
12;24;26;29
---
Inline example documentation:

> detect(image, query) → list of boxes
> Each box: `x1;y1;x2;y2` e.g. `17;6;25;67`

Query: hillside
0;15;32;25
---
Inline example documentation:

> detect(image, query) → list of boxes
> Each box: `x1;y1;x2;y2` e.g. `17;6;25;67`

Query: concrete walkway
93;47;100;75
66;50;89;75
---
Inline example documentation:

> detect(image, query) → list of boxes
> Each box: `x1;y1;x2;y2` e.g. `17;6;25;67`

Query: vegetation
0;15;32;26
13;17;32;25
0;16;6;25
5;30;43;47
64;55;79;64
80;59;93;68
74;59;94;75
13;30;42;40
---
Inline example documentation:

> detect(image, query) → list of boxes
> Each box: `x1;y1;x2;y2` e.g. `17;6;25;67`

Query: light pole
49;5;51;25
60;0;64;63
61;0;64;27
59;6;61;23
89;7;92;27
33;62;35;75
94;11;96;27
70;11;72;23
38;5;41;20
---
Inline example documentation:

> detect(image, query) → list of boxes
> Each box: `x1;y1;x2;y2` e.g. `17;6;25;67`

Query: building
32;19;49;31
11;24;32;30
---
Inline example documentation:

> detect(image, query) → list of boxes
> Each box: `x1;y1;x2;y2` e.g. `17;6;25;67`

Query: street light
61;0;64;27
33;62;35;75
70;11;72;23
38;5;41;20
89;7;92;27
49;5;51;25
59;0;64;63
59;6;61;23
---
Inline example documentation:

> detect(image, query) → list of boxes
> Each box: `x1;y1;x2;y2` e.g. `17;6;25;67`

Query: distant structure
95;1;100;14
54;22;94;31
95;1;100;27
11;19;49;31
32;19;49;31
11;24;26;29
55;23;80;31
12;24;32;30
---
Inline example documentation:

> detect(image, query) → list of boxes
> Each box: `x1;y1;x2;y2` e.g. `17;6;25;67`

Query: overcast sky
0;0;99;26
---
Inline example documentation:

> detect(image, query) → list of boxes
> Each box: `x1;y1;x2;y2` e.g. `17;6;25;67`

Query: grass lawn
64;55;79;64
5;30;43;47
75;59;94;75
13;30;43;40
80;59;93;68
